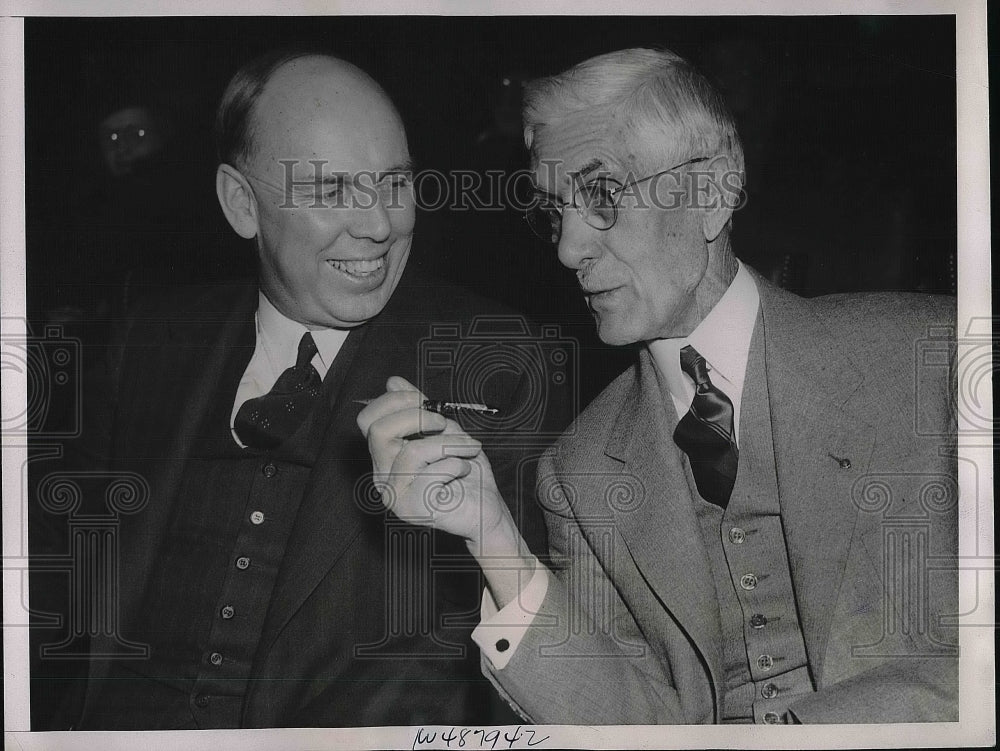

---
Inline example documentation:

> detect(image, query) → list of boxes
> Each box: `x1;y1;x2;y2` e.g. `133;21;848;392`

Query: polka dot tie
234;332;322;449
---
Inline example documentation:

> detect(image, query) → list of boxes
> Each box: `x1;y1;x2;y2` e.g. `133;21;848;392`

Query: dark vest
58;274;548;730
80;327;363;729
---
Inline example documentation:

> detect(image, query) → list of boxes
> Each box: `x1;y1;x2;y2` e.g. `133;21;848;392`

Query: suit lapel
730;312;780;511
254;304;456;660
253;321;373;658
601;351;724;693
115;285;257;628
755;273;877;686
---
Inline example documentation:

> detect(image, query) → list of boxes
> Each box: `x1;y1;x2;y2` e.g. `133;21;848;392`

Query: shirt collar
647;261;760;400
256;292;351;374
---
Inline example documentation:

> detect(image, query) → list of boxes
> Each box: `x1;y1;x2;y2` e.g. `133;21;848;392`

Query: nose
349;196;393;243
556;211;600;271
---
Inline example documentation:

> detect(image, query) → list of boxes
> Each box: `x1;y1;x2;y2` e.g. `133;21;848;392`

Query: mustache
576;263;601;293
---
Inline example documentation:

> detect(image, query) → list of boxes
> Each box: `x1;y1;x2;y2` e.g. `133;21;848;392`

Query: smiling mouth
326;256;386;278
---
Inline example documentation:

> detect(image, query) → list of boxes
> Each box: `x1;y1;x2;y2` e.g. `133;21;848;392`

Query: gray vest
684;316;815;724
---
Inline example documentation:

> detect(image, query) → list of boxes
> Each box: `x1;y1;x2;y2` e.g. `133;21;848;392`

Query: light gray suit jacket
485;272;957;724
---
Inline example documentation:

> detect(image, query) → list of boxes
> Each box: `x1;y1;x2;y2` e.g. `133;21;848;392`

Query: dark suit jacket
484;272;958;724
30;265;564;728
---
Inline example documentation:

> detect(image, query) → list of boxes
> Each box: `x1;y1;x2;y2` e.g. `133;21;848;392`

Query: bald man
36;49;556;730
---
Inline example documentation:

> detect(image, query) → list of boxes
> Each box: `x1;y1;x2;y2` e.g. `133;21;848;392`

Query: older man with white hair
360;47;958;725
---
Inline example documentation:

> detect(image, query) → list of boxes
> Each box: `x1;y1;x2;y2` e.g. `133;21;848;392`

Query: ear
216;163;258;240
699;154;742;243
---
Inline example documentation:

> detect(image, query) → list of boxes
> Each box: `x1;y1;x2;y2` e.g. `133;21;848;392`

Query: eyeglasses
524;156;712;244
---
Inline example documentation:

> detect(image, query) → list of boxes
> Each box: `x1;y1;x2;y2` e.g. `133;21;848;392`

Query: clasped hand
356;376;507;547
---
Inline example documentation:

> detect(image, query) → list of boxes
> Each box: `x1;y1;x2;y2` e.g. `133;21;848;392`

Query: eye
577;179;618;212
375;172;413;196
386;172;412;187
110;132;119;142
370;173;414;206
318;180;345;200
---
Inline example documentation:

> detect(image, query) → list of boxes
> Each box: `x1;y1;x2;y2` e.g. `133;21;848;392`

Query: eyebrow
532;158;607;201
387;158;416;173
572;159;605;181
315;159;416;184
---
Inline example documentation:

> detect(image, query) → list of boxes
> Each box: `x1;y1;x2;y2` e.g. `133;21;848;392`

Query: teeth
327;257;385;276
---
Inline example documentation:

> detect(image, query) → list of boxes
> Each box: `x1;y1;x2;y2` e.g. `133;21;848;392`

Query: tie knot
679;345;711;388
296;332;318;369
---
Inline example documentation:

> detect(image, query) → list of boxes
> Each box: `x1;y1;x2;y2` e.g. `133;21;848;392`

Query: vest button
220;605;235;620
756;654;774;671
194;694;210;708
740;573;758;590
728;527;746;544
235;556;250;570
749;613;768;629
209;651;223;666
763;711;782;724
262;462;278;478
761;682;779;699
250;511;265;525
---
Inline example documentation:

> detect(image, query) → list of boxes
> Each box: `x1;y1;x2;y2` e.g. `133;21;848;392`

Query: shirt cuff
471;558;550;670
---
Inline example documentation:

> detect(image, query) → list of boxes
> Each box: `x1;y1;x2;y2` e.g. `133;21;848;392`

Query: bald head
248;56;407;178
215;51;406;172
213;50;416;330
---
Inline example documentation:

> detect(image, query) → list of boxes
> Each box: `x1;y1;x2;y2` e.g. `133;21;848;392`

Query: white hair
523;47;745;184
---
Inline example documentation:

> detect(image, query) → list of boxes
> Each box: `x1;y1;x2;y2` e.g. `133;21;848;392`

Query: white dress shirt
647;261;760;444
230;292;351;448
472;262;761;669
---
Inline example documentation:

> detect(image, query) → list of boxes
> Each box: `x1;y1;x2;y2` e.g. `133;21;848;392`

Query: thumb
386;375;421;393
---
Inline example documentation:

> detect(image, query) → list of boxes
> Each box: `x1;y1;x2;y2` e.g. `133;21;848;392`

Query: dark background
24;14;957;403
10;13;962;735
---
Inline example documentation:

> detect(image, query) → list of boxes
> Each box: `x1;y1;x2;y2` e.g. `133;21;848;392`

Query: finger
410;456;474;489
368;408;448;459
434;456;474;480
391;434;482;477
357;390;429;436
386;457;472;521
438;416;470;436
386;375;423;394
421;457;474;488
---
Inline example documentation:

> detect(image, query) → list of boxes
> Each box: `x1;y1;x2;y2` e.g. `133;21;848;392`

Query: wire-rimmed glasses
524;155;712;244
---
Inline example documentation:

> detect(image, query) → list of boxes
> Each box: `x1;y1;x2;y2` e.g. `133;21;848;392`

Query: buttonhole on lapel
828;453;851;470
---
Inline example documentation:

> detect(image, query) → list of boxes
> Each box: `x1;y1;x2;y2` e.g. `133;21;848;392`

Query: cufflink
496;638;510;653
